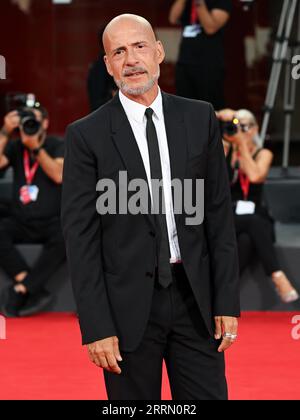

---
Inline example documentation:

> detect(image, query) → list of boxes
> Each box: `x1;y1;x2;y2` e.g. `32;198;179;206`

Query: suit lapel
108;92;188;228
162;92;187;184
109;94;155;229
162;92;187;226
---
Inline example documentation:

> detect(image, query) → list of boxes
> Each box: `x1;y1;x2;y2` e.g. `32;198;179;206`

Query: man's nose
125;48;139;66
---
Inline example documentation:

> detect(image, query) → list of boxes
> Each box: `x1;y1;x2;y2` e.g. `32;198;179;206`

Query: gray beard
116;68;160;96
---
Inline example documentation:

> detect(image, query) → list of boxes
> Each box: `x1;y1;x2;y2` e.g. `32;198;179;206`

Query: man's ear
156;41;165;65
104;55;113;76
42;119;49;131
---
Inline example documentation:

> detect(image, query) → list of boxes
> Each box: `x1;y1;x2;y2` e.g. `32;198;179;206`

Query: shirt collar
119;87;163;124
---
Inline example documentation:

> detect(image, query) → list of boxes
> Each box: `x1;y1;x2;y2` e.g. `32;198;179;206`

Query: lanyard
23;149;39;185
236;150;250;200
238;169;250;201
190;0;198;24
230;149;250;200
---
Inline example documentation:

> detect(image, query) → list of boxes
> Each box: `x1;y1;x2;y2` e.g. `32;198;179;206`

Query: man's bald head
102;14;165;100
103;14;156;53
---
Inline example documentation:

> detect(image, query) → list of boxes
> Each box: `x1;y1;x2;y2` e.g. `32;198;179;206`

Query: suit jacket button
149;231;155;237
146;272;153;278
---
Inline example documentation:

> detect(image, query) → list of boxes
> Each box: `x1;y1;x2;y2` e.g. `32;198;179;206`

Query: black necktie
145;108;173;288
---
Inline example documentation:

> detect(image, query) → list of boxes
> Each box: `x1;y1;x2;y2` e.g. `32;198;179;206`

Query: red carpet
0;312;299;400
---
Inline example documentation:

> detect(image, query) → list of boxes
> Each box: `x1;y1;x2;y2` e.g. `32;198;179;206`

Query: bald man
61;14;240;400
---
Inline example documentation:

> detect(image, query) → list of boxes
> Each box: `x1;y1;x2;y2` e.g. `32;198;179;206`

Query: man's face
103;21;165;96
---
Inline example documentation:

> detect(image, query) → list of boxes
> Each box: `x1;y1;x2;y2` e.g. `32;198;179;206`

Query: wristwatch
32;144;44;157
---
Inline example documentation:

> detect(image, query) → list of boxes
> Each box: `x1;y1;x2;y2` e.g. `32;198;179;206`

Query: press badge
19;185;39;205
183;24;202;38
235;200;256;215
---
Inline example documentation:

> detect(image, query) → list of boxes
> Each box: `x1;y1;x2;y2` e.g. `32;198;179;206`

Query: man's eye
137;44;145;48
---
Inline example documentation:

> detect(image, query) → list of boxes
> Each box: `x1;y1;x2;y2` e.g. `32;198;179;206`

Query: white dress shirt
119;89;182;263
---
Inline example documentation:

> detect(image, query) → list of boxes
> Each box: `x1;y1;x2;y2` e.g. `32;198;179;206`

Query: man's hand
21;131;43;150
214;316;238;353
87;336;123;374
2;110;20;135
216;108;237;122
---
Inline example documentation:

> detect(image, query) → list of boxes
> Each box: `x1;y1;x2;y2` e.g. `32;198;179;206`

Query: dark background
0;0;299;164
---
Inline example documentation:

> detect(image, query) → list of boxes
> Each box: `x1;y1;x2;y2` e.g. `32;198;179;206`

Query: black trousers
235;214;280;276
104;264;227;400
175;62;225;110
0;216;66;294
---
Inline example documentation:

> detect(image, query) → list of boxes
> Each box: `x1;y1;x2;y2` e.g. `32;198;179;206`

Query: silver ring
223;332;238;341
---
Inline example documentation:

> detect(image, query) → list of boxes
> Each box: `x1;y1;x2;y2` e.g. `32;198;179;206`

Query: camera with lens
18;109;41;136
5;92;43;136
219;118;240;137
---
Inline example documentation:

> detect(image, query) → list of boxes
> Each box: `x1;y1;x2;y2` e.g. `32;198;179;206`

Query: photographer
0;105;66;317
218;108;299;303
169;0;232;109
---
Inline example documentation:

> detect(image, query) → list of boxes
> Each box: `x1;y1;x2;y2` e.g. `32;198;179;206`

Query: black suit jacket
61;92;240;352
